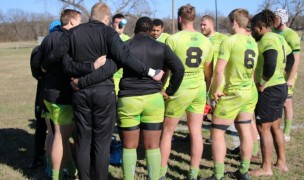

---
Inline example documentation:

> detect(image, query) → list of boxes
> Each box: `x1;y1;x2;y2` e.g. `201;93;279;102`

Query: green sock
66;160;77;177
52;169;60;180
284;119;292;135
122;148;137;180
239;159;250;174
252;142;259;156
146;148;161;180
214;163;224;180
160;165;168;178
188;166;200;179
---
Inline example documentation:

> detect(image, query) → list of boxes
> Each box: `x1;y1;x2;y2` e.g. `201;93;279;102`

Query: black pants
73;86;116;180
34;80;47;160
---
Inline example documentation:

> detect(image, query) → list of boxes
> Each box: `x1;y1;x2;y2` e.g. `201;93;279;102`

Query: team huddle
29;2;300;180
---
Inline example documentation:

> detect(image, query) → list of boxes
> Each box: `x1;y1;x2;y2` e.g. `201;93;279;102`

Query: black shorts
255;83;287;124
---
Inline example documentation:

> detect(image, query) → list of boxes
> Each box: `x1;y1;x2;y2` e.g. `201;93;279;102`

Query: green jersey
218;34;258;90
274;27;300;53
157;33;170;43
256;32;291;88
166;30;213;89
120;33;131;42
209;32;228;69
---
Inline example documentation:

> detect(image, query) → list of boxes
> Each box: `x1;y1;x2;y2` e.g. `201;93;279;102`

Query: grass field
0;41;303;180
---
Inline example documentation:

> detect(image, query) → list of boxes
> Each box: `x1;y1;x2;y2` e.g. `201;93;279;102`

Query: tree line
0;0;303;42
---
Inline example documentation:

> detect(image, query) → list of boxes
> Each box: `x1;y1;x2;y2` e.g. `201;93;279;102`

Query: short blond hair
91;2;111;21
228;8;249;29
178;4;196;22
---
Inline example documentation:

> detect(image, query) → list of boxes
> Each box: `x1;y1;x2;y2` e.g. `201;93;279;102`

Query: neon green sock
122;148;137;180
252;142;259;156
239;159;250;174
188;166;200;179
52;169;60;180
284;119;292;135
214;163;224;180
146;148;161;180
159;165;168;178
66;160;77;177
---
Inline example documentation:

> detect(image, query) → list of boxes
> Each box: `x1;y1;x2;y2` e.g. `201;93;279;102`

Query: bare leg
272;119;288;172
187;112;204;167
249;123;273;177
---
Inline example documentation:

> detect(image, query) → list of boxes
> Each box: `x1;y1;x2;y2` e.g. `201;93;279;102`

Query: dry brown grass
0;41;303;180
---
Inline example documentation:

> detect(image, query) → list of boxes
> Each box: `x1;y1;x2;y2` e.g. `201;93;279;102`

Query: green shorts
165;84;206;118
117;93;164;129
113;69;123;95
214;84;258;120
44;100;74;125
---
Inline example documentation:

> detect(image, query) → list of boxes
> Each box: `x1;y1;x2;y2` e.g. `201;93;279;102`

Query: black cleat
28;157;44;169
200;174;224;180
228;147;240;155
226;170;249;180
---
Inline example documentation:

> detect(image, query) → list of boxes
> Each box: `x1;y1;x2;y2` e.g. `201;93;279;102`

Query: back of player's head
178;4;196;22
134;16;153;34
91;2;111;21
274;8;289;24
60;9;81;26
49;20;61;33
201;15;214;24
112;13;125;22
251;9;276;28
152;19;164;27
228;8;249;29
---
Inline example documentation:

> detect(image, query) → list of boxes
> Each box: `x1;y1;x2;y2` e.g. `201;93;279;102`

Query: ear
178;16;182;23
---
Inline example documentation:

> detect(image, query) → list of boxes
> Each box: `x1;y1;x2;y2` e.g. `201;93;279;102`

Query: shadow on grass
0;126;47;180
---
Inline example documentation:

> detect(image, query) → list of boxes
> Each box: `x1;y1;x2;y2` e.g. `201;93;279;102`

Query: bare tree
258;0;304;28
56;0;153;19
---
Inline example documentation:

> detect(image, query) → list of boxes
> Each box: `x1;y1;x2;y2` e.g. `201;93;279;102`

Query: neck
235;28;248;35
277;24;287;31
208;30;216;37
182;22;196;32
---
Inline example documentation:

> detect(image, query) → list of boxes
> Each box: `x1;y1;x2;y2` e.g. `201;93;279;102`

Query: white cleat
284;134;291;142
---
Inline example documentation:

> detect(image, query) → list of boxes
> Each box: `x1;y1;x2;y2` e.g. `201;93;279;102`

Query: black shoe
28;157;44;169
228;147;240;155
200;174;224;180
226;170;249;180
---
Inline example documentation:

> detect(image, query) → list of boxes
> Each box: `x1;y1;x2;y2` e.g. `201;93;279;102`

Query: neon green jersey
166;30;213;88
255;32;291;88
157;33;170;43
274;27;300;53
120;33;131;42
218;34;258;90
209;32;228;69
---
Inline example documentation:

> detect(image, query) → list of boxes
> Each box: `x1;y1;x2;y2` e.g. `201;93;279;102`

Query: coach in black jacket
48;3;164;180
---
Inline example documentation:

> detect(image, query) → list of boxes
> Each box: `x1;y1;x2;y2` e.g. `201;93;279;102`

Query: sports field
0;41;303;179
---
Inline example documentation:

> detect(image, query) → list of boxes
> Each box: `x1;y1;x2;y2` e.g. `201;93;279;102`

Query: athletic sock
122;148;137;180
160;165;168;178
239;159;250;174
52;169;60;180
145;148;161;180
252;142;259;156
284;119;292;136
214;163;224;180
188;166;200;179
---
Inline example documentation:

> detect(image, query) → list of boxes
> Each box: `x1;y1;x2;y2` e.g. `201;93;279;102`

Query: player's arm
204;47;214;91
62;54;107;77
213;59;227;101
286;52;299;86
105;27;163;80
76;59;119;89
163;45;185;96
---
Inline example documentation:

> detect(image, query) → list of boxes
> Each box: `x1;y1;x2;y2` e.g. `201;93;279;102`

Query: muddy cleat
226;170;249;180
